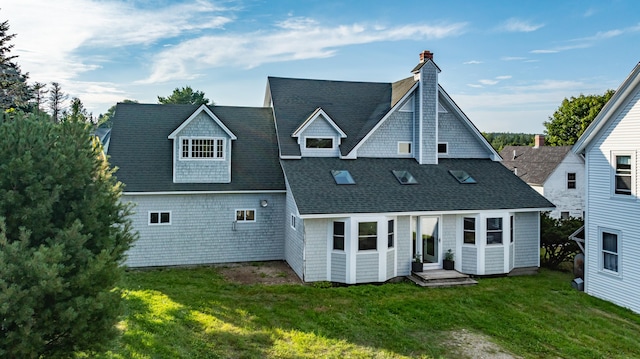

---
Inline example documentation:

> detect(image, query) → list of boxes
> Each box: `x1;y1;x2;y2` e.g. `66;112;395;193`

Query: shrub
540;212;583;270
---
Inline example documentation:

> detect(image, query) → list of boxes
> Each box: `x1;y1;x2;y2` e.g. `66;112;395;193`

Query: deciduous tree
543;90;615;146
0;110;137;357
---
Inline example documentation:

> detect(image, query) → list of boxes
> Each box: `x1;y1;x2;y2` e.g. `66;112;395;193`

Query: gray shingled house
108;51;553;284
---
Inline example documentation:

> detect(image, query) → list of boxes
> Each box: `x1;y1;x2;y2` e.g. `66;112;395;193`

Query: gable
574;62;640;154
168;104;237;140
107;103;284;192
268;77;392;157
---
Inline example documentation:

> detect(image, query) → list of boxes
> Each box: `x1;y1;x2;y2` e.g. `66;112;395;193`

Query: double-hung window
181;137;225;159
358;222;377;251
463;217;476;245
388;220;394;248
602;231;619;273
486;218;503;245
567;173;576;189
333;222;345;250
614;155;632;195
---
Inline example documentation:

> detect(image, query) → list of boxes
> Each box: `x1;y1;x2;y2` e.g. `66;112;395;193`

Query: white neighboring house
573;62;640;314
501;135;585;219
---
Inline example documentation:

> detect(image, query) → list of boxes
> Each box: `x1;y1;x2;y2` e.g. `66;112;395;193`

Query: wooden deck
407;269;478;287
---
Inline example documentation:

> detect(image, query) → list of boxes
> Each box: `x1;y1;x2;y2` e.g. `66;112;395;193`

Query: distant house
572;62;640;314
500;135;584;219
107;51;553;284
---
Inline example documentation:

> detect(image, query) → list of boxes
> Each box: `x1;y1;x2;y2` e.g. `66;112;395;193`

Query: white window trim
462;216;477;246
387;219;395;249
332;220;346;252
567;172;577;190
356;219;379;252
303;136;335;150
290;213;297;230
611;151;635;198
397;141;412;155
179;136;226;161
486;217;504;246
148;211;171;225
438;142;449;155
598;227;621;276
235;209;256;222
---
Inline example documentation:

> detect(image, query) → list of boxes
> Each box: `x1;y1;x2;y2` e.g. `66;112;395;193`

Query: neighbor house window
290;214;297;230
358;222;377;251
149;211;171;225
602;231;619;273
463;217;476;245
486;218;503;245
398;142;412;155
181;137;224;159
567;173;576;189
438;143;448;154
333;221;345;251
236;209;255;222
614;155;632;195
561;212;570;220
306;138;333;149
388;220;394;248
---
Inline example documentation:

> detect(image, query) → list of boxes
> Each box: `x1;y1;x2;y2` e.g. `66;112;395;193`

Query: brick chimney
534;134;545;148
420;50;434;63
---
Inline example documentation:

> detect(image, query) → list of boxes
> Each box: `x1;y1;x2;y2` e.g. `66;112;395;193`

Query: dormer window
306;137;333;149
181;137;225;160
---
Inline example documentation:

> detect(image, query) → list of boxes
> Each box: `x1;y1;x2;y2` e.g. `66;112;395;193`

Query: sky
3;0;640;133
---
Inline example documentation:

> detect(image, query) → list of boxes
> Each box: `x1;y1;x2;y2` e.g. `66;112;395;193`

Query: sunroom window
486;218;503;245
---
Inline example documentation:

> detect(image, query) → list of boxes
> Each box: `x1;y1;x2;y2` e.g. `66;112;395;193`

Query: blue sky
3;0;639;133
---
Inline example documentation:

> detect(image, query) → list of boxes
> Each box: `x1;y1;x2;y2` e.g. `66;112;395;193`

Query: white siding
542;152;585;219
438;107;491;159
584;87;640;313
298;116;341;157
331;252;347;282
396;216;412;276
357;109;414;158
356;252;379;282
461;247;478;274
485;246;505;274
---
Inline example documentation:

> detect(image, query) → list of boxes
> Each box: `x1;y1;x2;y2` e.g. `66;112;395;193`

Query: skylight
449;170;476;184
331;170;356;185
392;170;418;184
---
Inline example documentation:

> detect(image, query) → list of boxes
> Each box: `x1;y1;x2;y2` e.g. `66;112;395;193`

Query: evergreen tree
158;85;211;105
0;110;137;357
47;82;67;123
98;99;138;128
0;18;33;110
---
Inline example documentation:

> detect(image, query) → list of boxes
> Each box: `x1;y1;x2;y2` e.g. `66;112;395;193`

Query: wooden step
408;269;478;288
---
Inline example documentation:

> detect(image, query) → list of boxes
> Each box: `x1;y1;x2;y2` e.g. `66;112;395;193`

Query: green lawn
95;265;640;358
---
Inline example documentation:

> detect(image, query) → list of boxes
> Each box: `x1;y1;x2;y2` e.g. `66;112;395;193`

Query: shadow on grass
102;267;640;359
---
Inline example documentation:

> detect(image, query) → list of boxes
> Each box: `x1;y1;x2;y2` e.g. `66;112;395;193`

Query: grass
95;267;640;358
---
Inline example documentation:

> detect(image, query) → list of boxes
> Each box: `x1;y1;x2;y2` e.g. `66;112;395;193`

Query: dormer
168;105;237;183
292;107;346;157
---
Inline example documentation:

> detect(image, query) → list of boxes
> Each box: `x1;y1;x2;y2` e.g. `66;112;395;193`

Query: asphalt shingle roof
107;103;284;192
268;76;415;157
282;157;554;215
500;145;572;186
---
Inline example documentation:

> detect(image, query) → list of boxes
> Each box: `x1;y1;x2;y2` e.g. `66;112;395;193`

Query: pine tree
0;110;137;357
0;18;33;110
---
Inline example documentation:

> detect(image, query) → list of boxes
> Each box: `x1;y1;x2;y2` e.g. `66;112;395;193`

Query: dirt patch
218;261;303;285
446;329;521;359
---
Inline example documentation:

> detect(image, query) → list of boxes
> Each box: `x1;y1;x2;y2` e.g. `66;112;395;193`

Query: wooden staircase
408;269;478;287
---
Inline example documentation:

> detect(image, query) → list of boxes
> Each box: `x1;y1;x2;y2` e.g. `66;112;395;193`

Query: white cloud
463;60;482;65
139;20;468;84
479;79;499;85
502;56;527;61
498;18;544;33
496;75;512;80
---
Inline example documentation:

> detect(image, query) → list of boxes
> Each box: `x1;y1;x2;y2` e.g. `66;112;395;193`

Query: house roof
499;145;572;186
107;103;284;192
282;157;554;216
267;76;415;157
573;62;640;153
